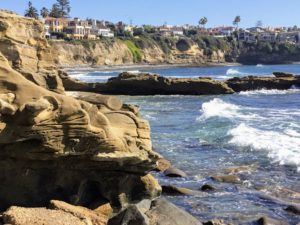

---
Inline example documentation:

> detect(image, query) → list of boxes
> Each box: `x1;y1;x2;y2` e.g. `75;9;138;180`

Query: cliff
49;37;227;66
0;10;64;93
0;10;161;211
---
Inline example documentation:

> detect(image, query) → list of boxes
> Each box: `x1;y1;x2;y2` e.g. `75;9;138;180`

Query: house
91;20;114;37
42;17;68;38
171;26;184;37
278;32;300;43
239;30;256;42
158;25;172;37
257;32;277;42
218;26;236;37
65;18;96;40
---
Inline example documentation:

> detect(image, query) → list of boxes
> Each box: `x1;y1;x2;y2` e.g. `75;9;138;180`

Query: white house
91;20;114;38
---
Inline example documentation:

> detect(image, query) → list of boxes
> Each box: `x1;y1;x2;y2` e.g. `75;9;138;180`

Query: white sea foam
198;98;258;120
228;123;300;170
198;98;240;120
226;68;244;76
239;88;300;96
256;64;264;67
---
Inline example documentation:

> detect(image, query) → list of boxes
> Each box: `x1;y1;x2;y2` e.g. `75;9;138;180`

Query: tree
24;1;39;19
199;17;208;28
49;4;61;18
40;7;49;18
256;20;263;27
56;0;71;18
233;16;241;29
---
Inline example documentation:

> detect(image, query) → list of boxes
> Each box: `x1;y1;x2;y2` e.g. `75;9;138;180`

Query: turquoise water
71;64;300;224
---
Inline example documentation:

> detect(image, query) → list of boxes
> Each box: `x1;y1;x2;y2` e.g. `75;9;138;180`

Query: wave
197;98;259;120
228;123;300;171
256;64;264;67
239;88;300;96
226;68;245;76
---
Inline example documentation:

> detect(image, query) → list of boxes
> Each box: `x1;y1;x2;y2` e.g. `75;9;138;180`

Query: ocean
67;64;300;224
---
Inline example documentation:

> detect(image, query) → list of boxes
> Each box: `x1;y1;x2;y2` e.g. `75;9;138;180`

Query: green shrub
124;40;142;62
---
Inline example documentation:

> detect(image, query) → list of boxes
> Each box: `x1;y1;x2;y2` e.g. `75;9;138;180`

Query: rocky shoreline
0;10;300;225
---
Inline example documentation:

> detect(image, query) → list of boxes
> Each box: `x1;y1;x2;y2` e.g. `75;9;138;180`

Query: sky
0;0;299;28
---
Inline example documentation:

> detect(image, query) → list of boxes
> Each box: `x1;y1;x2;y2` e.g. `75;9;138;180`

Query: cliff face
0;10;64;93
50;38;226;66
0;11;161;210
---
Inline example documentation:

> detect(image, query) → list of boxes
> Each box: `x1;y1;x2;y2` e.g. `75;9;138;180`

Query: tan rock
3;206;88;225
211;175;241;184
94;203;113;217
49;200;108;225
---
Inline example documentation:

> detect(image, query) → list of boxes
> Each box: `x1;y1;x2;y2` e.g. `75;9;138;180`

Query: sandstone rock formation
2;200;108;225
0;10;63;93
0;49;161;210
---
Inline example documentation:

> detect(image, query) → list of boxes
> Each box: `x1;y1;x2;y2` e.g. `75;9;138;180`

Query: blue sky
0;0;299;28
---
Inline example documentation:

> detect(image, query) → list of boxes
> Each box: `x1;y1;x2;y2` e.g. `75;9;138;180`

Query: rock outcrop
0;10;63;93
61;72;300;96
226;75;300;92
0;48;161;210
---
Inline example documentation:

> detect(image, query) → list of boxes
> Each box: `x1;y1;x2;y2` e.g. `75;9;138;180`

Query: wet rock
162;185;196;196
211;175;241;184
164;167;187;178
226;76;299;92
96;72;234;95
49;200;108;225
257;216;288;225
155;158;171;172
223;165;256;174
203;219;228;225
273;72;295;78
145;198;202;225
108;205;149;225
285;204;300;215
200;184;216;192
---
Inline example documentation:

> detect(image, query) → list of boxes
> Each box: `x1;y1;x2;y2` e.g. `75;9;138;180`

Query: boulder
200;184;216;192
2;206;87;225
155;158;171;172
162;185;196;196
108;205;149;225
257;216;288;225
164;167;187;178
145;198;202;225
0;47;161;210
49;200;108;225
285;204;300;215
94;203;113;217
211;175;241;184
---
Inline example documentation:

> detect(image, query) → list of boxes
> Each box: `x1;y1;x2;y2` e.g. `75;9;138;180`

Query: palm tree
24;1;39;19
40;7;49;18
233;16;241;29
199;17;208;28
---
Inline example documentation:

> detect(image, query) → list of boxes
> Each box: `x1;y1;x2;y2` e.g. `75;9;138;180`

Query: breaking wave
226;68;245;76
228;123;300;170
239;88;300;96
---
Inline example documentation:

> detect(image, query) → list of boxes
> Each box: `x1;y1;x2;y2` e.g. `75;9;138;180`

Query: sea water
69;64;300;224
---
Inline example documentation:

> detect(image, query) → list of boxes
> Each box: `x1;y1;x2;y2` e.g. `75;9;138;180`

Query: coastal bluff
61;71;300;95
0;9;162;215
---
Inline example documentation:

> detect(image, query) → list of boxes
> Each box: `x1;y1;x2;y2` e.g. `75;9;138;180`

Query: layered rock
0;51;161;210
0;10;63;93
